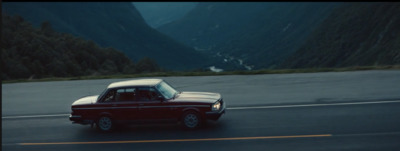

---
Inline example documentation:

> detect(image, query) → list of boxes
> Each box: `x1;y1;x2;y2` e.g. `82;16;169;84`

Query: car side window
115;88;136;102
103;89;116;102
136;87;159;101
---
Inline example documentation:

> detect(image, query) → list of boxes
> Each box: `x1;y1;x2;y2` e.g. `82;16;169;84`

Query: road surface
2;70;400;150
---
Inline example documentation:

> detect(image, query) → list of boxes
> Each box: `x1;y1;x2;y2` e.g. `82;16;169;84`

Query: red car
69;79;225;131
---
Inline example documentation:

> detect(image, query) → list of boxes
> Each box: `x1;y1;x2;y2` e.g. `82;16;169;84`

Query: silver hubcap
98;117;112;130
184;113;199;128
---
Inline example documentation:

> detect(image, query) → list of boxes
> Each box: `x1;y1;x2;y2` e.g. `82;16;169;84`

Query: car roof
107;79;163;89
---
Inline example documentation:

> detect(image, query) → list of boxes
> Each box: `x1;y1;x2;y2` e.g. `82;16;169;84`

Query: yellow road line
19;134;332;145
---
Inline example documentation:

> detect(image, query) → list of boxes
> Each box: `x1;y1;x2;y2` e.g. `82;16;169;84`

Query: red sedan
69;79;225;131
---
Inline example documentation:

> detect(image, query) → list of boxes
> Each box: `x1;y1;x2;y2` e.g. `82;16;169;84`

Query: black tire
182;111;202;129
97;116;114;132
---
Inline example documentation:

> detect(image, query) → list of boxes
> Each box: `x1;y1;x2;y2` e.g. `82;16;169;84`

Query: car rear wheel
97;116;113;131
182;111;201;129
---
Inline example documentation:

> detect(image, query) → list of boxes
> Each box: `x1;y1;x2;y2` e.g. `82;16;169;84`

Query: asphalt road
2;70;400;150
3;70;400;116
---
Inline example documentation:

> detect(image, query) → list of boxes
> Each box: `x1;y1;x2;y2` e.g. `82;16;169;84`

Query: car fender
98;112;113;119
182;107;200;113
181;107;207;121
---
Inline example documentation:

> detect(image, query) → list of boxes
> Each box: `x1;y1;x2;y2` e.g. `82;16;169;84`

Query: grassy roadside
2;65;400;84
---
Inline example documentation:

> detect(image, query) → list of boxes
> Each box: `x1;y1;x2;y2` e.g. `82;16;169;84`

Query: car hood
172;92;221;104
72;95;98;106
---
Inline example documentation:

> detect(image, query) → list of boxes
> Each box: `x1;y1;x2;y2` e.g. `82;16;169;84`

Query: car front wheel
182;111;201;129
97;116;113;131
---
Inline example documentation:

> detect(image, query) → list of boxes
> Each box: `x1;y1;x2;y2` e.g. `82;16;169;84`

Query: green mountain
158;2;341;70
3;2;209;71
280;2;400;68
2;14;161;80
133;2;198;28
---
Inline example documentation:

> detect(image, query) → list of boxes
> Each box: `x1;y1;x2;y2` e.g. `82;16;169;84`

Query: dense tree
3;2;209;71
1;14;161;80
280;2;400;68
136;57;161;73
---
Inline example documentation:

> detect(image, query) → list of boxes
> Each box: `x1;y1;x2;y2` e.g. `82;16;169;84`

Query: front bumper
69;114;93;125
205;100;226;121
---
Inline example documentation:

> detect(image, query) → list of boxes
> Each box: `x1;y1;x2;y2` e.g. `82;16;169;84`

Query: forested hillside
158;2;341;70
4;2;397;77
158;2;271;50
133;2;198;28
3;2;209;70
1;14;160;80
280;2;400;68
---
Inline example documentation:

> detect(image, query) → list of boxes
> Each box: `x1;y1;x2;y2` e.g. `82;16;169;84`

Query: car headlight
212;101;221;111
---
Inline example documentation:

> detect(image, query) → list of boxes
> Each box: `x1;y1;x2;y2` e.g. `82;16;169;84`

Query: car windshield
156;81;179;99
98;88;108;102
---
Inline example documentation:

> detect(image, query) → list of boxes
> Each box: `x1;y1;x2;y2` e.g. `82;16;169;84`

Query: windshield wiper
173;91;180;99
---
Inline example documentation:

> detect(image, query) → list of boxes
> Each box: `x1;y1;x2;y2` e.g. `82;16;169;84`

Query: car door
136;87;172;122
112;88;139;122
95;89;118;120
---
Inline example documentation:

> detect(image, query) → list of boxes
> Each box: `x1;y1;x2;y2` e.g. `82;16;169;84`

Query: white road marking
2;114;70;119
2;100;400;119
227;100;400;110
